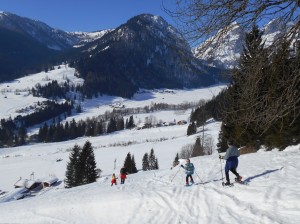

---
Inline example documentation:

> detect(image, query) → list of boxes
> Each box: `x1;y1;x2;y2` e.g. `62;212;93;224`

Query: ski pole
171;166;181;182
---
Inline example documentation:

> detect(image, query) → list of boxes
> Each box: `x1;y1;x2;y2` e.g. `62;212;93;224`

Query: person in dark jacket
120;166;127;184
219;139;242;185
181;159;195;186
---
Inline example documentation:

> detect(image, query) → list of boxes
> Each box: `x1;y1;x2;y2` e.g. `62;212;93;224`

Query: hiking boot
235;176;242;182
224;181;231;186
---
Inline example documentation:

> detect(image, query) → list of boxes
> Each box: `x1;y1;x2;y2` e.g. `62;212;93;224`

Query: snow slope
0;67;299;223
0;141;299;224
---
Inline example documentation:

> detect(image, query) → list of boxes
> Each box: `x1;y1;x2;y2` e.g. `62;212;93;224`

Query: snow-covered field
0;66;299;224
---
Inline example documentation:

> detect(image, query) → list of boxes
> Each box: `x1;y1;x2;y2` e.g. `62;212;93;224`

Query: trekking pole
194;170;204;183
217;147;224;186
171;166;181;182
219;157;224;182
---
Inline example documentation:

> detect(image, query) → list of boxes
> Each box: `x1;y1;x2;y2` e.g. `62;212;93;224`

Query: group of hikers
111;139;242;186
111;166;127;186
180;139;242;186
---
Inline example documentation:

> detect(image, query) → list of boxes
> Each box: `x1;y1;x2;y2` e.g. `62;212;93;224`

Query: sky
0;0;176;32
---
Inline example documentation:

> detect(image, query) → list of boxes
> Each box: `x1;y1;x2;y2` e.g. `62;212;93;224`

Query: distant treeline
0;101;73;147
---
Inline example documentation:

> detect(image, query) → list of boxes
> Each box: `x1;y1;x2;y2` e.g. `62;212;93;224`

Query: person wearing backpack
120;166;127;184
181;159;195;186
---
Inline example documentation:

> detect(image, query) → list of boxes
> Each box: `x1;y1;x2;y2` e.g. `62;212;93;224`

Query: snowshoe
235;176;243;182
222;182;234;187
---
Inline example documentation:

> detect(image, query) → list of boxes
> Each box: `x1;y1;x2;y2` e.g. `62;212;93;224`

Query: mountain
0;11;77;50
71;14;222;98
0;12;223;97
194;19;296;69
0;26;60;82
0;11;113;50
0;11;111;82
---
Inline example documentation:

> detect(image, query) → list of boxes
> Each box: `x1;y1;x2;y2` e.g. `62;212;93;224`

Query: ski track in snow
1;147;300;224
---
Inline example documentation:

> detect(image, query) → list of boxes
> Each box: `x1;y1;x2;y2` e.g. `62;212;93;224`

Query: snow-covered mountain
0;11;223;92
0;11;76;50
0;11;110;50
194;19;296;69
194;22;245;69
70;30;113;48
72;14;223;97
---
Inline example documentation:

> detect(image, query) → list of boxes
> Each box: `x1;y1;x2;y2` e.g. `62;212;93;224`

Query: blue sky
1;0;176;32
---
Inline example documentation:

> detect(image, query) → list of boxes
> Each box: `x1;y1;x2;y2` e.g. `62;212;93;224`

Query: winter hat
227;139;234;145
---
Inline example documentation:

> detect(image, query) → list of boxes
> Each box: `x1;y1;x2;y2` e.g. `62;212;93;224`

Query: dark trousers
225;157;239;183
186;175;194;183
225;168;239;182
121;178;125;184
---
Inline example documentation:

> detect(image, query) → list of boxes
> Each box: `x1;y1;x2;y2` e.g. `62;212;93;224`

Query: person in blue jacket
181;159;195;186
219;139;242;185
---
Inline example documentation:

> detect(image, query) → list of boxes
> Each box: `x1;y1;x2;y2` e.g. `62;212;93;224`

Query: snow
0;64;83;120
194;20;297;69
1;139;299;223
0;68;299;223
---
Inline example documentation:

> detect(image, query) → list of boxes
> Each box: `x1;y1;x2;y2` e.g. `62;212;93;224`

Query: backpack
120;168;127;174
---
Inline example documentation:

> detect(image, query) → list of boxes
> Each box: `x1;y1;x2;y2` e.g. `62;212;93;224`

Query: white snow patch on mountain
0;64;83;120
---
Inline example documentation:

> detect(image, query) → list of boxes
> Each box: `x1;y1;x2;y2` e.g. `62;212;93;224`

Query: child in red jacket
111;173;117;186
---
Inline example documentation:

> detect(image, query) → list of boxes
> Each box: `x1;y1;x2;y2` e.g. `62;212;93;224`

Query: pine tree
116;117;125;131
123;152;132;173
154;158;159;170
148;148;159;170
79;140;99;184
127;115;135;129
222;25;267;146
187;122;197;136
142;153;149;171
131;155;138;173
65;141;99;188
107;117;117;133
65;144;81;188
148;148;156;170
191;136;204;157
123;152;138;174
